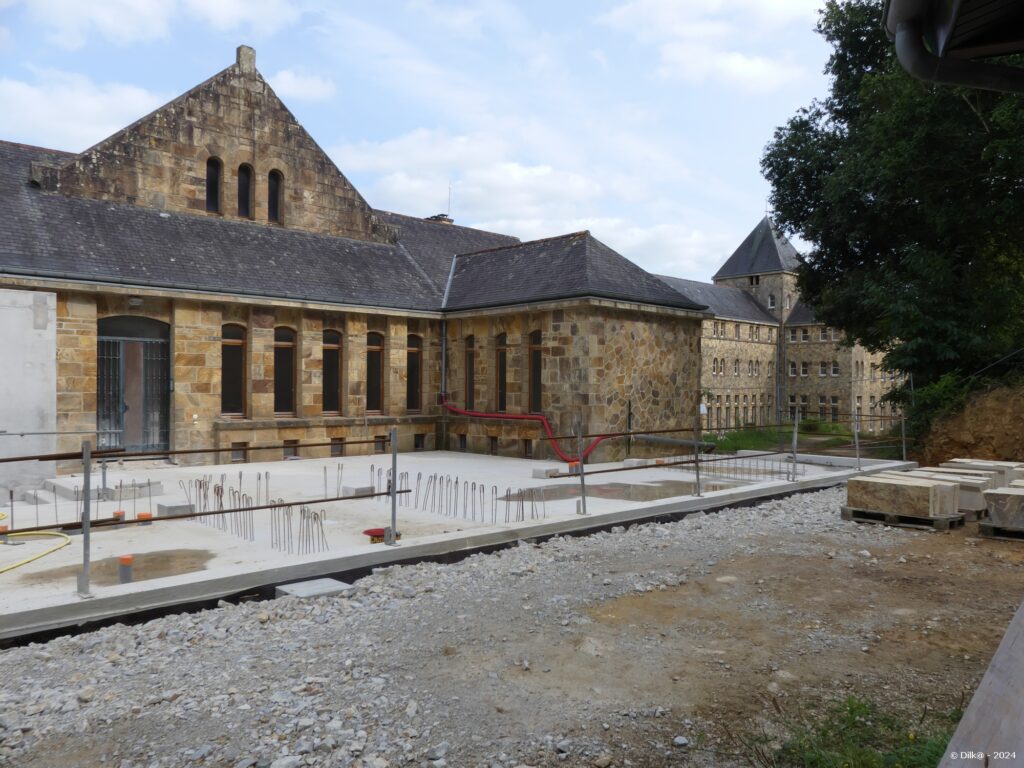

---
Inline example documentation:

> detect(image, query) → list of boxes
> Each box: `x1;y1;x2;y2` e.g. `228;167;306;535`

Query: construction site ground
1;485;1022;767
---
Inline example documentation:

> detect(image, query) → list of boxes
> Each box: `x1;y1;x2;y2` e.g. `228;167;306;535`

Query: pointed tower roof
713;217;801;280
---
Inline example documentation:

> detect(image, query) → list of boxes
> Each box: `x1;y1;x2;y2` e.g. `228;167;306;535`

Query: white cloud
182;0;301;37
268;68;335;102
22;0;176;49
597;0;819;91
403;0;486;39
0;69;166;151
658;42;805;91
16;0;300;49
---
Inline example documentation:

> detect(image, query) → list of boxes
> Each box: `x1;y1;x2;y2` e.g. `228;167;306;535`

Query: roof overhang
884;0;1024;92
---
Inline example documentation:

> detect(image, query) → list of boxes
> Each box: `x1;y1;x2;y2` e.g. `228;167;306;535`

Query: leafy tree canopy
762;0;1024;397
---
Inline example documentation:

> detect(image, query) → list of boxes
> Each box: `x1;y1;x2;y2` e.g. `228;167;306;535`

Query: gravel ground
1;486;1021;768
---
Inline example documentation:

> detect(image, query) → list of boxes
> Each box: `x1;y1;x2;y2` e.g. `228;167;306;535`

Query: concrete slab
275;578;354;599
531;467;560;479
0;450;916;642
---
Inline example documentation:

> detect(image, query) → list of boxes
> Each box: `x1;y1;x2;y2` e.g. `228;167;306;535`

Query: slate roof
786;300;819;325
374;210;519;290
0;141;442;311
655;275;777;324
444;232;708;312
713;217;801;279
1;141;704;316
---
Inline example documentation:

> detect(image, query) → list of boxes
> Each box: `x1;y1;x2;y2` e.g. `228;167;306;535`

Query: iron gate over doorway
97;316;171;452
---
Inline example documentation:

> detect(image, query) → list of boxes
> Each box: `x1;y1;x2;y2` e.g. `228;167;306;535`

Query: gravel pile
0;487;913;767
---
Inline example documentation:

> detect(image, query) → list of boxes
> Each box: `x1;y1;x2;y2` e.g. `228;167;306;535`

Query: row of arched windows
220;326;422;417
464;330;543;414
206;158;284;223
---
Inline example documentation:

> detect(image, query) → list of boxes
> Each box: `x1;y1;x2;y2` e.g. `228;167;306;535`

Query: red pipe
439;395;609;463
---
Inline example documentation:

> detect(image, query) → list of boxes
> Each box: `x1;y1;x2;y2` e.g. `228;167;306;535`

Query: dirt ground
546;523;1022;761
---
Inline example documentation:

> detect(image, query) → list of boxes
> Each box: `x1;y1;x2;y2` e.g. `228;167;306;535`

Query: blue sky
0;0;832;281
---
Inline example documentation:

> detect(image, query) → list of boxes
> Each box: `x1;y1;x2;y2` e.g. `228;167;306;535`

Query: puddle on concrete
18;549;214;586
503;479;733;502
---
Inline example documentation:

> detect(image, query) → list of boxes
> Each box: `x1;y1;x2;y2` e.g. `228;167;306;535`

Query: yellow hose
0;531;71;574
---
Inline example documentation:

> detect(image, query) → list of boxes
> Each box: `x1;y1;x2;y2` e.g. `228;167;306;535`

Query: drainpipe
894;20;1024;94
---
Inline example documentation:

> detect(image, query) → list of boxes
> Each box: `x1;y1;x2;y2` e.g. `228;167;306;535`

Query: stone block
157;502;195;517
275;578;354;599
942;459;1024;484
342;485;375;497
847;475;958;518
882;470;994;512
531;467;559;479
983;488;1024;529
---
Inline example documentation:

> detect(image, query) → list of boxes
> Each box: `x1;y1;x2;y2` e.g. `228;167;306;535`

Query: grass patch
730;696;959;768
704;428;790;453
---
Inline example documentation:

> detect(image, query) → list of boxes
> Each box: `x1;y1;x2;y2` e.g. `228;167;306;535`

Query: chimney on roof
237;45;256;74
426;213;454;225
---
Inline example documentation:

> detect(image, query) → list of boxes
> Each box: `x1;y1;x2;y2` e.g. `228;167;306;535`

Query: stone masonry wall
443;304;702;462
33;47;390;243
55;293;97;469
701;319;777;430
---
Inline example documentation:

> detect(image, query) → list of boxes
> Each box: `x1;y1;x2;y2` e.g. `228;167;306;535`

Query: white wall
0;289;56;492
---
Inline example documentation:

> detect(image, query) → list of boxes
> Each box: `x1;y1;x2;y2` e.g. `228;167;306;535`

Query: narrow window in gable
206;157;222;213
238;164;254;218
268;169;284;223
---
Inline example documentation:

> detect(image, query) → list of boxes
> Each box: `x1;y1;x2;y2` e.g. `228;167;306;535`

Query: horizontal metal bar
0;448;126;465
548;450;784;479
4;489;411;536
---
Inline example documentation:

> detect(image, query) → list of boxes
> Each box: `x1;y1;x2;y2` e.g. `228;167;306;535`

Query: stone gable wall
35;48;389;243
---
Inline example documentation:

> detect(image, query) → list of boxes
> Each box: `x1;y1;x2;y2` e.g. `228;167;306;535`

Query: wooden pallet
840;506;965;531
978;522;1024;542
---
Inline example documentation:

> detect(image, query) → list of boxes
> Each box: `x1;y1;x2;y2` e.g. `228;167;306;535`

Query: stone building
0;46;708;473
660;218;898;433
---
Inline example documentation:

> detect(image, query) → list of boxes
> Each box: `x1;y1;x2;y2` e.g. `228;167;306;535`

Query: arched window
528;330;542;413
733;358;740;376
221;324;246;416
495;333;508;412
268;169;283;224
322;329;342;414
464;335;475;409
406;334;423;411
206;157;222;213
366;332;384;412
273;327;296;414
237;164;254;218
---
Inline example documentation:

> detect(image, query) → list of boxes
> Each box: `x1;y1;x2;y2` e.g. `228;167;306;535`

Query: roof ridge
374;209;520;241
454;230;590;259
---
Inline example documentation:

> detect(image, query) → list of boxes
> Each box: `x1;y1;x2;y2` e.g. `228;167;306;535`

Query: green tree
762;0;1024;419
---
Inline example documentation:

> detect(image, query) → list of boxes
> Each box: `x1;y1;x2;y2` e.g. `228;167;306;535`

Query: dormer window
268;169;283;223
206;157;222;213
238;164;254;218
